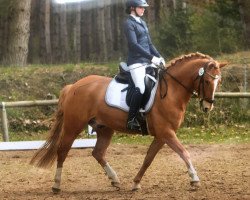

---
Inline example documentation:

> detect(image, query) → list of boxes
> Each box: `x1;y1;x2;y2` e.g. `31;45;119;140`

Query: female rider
124;0;165;131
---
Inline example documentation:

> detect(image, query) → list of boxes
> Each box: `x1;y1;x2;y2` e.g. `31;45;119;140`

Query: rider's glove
160;57;166;67
151;56;164;66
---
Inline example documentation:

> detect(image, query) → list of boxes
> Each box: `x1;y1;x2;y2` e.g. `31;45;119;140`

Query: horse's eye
205;80;210;85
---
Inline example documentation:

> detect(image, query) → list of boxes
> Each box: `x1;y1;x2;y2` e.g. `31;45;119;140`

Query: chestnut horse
30;52;227;193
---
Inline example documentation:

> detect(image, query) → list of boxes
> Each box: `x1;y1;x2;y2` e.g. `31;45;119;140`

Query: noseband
159;61;221;105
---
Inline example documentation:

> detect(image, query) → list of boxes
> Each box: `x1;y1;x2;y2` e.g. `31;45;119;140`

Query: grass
217;51;250;64
112;125;249;145
2;124;249;145
177;125;249;144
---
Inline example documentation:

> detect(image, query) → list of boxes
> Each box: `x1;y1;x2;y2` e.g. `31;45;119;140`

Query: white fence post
1;102;9;142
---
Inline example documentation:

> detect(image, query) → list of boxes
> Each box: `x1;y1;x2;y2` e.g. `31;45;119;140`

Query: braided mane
166;52;213;68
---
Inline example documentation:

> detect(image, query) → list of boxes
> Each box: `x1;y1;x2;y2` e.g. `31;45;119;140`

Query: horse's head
160;53;228;113
194;60;227;112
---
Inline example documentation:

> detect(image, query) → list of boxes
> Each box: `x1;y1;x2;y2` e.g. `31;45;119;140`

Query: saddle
114;62;159;135
115;62;158;109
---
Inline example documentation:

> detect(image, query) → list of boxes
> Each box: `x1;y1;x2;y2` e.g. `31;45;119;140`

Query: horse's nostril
204;108;208;113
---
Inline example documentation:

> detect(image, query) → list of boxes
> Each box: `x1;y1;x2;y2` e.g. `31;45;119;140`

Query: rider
124;0;165;131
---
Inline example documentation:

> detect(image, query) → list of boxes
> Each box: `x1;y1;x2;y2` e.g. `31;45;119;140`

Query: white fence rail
0;100;58;142
1;92;250;142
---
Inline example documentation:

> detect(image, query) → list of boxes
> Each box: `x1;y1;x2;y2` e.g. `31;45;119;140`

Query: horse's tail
30;85;71;168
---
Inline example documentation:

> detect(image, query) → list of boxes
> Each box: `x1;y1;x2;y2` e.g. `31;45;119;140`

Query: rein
160;69;197;98
159;66;198;99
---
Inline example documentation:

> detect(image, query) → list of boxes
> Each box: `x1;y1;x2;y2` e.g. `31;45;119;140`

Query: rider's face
135;6;145;16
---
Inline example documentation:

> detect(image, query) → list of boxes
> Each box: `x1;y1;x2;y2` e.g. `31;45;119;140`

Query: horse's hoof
52;187;61;194
132;182;141;191
111;181;121;190
190;181;201;189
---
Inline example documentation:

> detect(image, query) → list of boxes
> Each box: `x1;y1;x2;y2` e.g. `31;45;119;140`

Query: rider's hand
151;56;164;66
160;57;166;67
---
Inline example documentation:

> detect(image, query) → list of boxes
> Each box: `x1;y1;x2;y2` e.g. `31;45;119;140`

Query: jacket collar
128;15;147;28
129;15;148;30
129;15;142;24
130;14;141;23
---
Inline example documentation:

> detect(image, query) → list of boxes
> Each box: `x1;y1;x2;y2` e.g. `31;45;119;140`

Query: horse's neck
165;59;206;107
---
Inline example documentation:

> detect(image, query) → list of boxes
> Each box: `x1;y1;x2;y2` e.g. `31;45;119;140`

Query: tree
2;0;32;66
156;0;191;58
59;3;69;63
51;1;61;63
238;0;250;48
0;0;10;62
104;0;113;61
156;0;245;58
39;0;52;64
74;3;81;63
111;0;123;58
97;0;107;61
1;0;246;65
81;1;92;60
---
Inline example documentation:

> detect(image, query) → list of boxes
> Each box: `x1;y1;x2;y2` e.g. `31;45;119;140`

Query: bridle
194;61;221;105
159;61;221;106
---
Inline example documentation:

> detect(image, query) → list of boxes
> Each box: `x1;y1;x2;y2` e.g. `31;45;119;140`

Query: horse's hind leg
52;124;84;194
92;127;120;189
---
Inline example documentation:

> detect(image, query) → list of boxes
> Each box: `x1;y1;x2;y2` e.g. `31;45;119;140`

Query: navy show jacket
124;16;161;66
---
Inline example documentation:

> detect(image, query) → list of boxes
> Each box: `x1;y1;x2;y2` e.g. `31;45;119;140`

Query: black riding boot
127;87;143;131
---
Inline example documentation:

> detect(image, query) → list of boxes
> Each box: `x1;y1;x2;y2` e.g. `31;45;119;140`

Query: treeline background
0;0;249;66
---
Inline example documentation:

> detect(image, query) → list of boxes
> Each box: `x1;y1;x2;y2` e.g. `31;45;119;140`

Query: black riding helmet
125;0;149;14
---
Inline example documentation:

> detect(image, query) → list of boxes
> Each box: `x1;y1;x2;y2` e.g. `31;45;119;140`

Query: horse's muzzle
200;99;214;112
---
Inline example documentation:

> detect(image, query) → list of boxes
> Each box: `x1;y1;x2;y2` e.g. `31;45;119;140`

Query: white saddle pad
105;77;158;113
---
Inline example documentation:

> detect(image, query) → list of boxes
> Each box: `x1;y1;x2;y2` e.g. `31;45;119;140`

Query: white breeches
128;63;146;94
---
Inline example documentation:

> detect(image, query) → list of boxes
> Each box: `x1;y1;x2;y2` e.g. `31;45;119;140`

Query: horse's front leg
165;133;200;188
132;138;165;191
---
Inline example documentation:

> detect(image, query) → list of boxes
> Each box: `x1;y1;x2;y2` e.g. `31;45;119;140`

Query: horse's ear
219;62;228;68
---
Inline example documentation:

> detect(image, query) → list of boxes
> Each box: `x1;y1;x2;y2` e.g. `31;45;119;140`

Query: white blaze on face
212;76;220;100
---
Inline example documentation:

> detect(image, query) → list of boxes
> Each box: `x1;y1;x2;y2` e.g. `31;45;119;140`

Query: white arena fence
0;92;249;150
0;99;97;150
